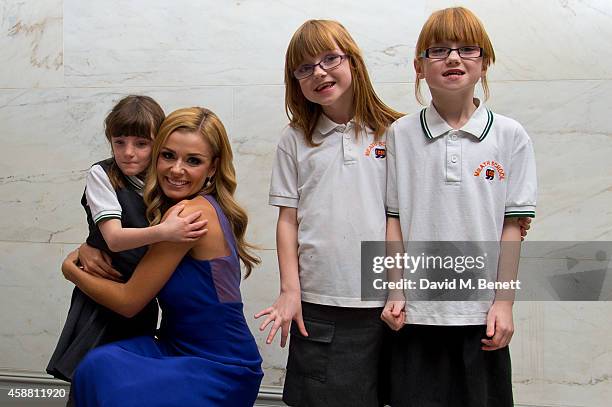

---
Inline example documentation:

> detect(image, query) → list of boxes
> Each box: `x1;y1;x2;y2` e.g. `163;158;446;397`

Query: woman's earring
204;176;211;188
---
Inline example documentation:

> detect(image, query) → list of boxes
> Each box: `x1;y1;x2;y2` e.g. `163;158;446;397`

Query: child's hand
61;249;81;284
160;205;208;242
518;217;531;241
254;291;308;348
78;243;123;282
482;301;514;351
381;299;406;331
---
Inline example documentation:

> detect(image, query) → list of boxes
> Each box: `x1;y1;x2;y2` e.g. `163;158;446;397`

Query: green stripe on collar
420;108;432;139
126;175;144;190
479;109;494;141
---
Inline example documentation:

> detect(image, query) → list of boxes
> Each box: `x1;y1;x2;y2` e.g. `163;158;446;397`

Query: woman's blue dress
73;195;263;406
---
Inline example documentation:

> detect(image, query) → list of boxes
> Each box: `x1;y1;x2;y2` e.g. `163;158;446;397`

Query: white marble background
0;0;610;405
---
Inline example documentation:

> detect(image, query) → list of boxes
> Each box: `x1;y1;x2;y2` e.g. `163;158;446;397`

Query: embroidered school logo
474;160;505;181
365;141;386;159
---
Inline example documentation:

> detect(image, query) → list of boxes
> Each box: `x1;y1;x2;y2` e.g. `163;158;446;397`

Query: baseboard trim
0;371;283;402
1;371;579;407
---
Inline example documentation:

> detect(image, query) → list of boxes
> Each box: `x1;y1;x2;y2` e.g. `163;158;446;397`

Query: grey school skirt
46;287;158;382
389;324;513;407
282;301;391;407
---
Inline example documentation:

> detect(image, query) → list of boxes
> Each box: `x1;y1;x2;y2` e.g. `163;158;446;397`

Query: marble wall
0;0;610;405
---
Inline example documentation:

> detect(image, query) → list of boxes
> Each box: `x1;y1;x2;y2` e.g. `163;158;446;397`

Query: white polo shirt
86;164;145;224
269;114;388;307
386;100;537;324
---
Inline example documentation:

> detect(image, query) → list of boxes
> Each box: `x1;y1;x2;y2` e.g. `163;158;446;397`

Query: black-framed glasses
293;54;349;80
420;46;483;59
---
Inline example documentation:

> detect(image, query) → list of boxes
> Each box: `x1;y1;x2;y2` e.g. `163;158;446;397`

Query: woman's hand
158;205;208;243
78;243;123;282
254;290;308;348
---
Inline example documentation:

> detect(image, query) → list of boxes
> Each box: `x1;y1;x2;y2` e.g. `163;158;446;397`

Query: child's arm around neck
86;162;207;252
63;198;213;317
98;205;206;252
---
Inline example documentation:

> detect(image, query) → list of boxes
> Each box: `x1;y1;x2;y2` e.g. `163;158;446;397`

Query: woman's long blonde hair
414;7;496;105
285;19;402;146
143;107;260;277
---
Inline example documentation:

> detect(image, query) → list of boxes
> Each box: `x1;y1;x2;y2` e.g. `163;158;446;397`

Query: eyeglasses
293;54;349;80
420;46;483;59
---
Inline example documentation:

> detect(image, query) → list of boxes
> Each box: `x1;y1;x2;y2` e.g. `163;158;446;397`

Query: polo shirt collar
420;99;494;142
316;113;355;136
126;174;145;192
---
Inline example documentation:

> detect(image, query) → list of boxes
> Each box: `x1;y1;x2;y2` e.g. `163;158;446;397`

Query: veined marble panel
0;171;87;244
64;0;425;87
146;87;234;127
513;302;612;406
342;3;424;84
425;0;612;81
373;81;422;115
379;78;612;134
0;0;63;88
0;242;74;371
241;249;287;387
0;1;610;402
0;89;86;244
0;87;234;244
487;80;612;135
232;85;287;250
485;80;612;241
0;90;74;175
60;87;235;154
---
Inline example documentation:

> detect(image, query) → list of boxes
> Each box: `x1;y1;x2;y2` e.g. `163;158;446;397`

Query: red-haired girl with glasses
255;19;402;406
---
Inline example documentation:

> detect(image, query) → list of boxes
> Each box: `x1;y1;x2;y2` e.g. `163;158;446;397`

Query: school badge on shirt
364;141;386;159
473;160;505;181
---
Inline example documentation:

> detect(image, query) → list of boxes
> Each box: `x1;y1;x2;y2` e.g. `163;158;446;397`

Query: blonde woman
61;107;263;406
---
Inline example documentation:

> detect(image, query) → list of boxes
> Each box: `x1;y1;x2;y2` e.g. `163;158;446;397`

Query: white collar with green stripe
419;98;494;142
126;174;145;191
